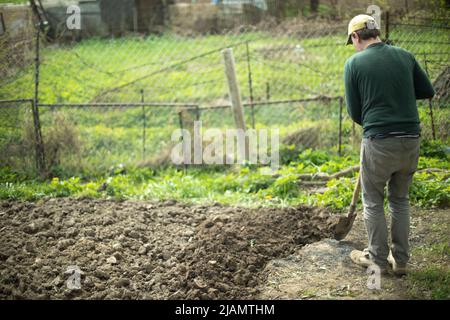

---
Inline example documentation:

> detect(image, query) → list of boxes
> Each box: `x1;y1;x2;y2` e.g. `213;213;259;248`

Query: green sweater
344;42;435;137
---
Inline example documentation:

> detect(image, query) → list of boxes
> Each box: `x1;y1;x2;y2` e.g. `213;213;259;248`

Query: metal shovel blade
333;175;361;241
333;206;357;241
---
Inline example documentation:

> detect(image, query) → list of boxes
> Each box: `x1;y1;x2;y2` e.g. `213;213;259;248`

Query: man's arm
344;60;362;125
412;56;435;99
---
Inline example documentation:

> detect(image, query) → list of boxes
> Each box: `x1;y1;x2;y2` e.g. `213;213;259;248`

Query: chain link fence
0;100;37;175
0;9;35;88
37;103;190;176
387;15;449;144
0;1;448;176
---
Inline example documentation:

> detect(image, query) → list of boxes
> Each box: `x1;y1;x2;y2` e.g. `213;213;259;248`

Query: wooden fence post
222;48;248;162
33;27;45;175
246;42;255;129
223;48;247;132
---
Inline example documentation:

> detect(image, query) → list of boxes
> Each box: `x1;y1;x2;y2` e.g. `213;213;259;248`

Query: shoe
350;249;388;275
388;251;407;276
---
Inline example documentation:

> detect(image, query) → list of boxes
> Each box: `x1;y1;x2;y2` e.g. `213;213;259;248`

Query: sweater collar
366;42;385;49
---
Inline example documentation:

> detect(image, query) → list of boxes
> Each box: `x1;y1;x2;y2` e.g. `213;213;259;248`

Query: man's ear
351;32;359;43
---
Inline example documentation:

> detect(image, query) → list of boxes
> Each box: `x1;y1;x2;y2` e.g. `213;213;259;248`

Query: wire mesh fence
0;20;35;99
388;15;450;145
36;103;191;176
187;96;344;150
29;24;352;105
0;2;448;175
0;100;37;175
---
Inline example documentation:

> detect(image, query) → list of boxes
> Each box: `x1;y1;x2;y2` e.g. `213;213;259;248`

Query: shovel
333;174;361;241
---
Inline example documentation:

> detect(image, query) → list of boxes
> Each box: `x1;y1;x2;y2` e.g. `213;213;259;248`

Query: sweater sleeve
344;60;362;125
412;56;435;100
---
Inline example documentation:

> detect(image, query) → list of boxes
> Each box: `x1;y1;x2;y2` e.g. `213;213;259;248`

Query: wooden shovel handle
350;175;361;207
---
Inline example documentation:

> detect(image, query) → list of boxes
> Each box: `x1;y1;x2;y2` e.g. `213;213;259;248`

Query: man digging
343;14;435;276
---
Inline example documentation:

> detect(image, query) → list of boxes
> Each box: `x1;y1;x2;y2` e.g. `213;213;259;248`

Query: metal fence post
33;26;45;175
194;105;200;122
266;82;270;101
385;11;390;43
178;110;184;132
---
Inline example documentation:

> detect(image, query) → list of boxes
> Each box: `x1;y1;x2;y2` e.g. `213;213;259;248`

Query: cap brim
346;34;352;45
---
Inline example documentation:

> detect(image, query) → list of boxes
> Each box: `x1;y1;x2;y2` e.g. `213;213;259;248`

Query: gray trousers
360;137;420;267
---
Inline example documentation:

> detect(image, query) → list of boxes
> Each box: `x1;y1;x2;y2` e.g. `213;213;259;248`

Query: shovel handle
350;175;361;207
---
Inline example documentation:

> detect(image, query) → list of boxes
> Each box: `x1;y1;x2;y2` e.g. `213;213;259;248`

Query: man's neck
363;37;382;50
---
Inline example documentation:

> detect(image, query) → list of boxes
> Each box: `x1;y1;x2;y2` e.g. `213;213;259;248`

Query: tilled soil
0;198;338;299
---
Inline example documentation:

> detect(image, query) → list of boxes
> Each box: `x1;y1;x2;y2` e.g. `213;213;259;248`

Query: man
344;14;435;276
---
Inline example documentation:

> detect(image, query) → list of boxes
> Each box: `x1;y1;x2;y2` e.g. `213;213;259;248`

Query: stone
106;256;117;265
112;243;122;250
184;230;194;237
138;246;147;255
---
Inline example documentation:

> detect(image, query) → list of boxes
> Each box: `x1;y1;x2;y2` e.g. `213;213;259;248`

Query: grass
0;0;27;3
1;148;448;211
407;211;450;300
408;267;450;299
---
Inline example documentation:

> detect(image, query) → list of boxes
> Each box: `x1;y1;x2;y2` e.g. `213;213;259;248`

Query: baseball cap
346;14;380;45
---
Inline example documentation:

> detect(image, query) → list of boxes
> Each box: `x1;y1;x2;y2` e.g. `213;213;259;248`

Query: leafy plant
420;140;449;160
410;172;450;208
